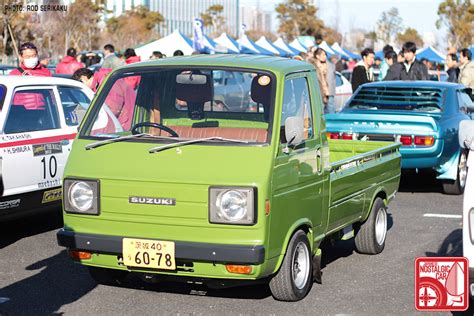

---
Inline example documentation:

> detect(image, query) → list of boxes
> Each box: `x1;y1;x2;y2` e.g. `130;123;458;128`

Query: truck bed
326;140;401;232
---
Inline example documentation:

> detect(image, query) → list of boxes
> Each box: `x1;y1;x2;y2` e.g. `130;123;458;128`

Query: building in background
103;0;239;37
240;5;272;33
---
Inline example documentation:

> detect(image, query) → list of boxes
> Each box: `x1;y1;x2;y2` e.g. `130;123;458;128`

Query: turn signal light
69;250;92;260
399;135;412;146
414;136;434;146
226;264;253;274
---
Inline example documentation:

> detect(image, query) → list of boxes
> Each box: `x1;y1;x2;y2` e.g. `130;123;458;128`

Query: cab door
269;74;329;258
0;85;77;197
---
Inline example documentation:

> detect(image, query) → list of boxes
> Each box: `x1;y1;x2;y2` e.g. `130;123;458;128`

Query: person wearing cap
10;42;52;76
56;47;84;74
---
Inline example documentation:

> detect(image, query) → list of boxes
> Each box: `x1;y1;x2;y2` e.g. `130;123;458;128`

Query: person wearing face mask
10;42;52;76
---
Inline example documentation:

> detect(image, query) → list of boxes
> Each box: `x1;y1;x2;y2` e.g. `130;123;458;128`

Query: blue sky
240;0;446;39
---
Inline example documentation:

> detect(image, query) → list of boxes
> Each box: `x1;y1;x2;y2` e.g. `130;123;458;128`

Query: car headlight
209;187;255;225
64;179;100;215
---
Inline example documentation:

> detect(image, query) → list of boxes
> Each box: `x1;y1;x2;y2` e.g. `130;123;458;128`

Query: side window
58;87;91;126
458;91;473;112
335;73;343;87
4;89;60;134
281;77;313;143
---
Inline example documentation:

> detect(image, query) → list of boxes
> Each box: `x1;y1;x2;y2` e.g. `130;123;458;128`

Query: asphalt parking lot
0;171;472;315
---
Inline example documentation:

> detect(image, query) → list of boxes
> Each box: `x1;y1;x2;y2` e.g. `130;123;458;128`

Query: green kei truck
57;55;401;301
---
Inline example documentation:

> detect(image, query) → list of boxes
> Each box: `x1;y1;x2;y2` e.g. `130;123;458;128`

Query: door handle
316;148;323;175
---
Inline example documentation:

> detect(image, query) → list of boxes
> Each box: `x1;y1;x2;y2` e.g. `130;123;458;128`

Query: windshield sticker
33;142;62;156
3;145;31;155
42;188;62;203
258;75;271;86
0;199;21;210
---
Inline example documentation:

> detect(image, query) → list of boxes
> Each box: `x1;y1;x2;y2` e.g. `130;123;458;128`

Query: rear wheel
355;197;387;254
442;151;468;195
88;266;128;286
269;230;313;301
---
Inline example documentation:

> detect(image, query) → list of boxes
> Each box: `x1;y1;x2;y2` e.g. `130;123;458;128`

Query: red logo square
415;257;469;311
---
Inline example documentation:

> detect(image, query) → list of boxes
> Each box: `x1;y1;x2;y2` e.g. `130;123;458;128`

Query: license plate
122;238;176;270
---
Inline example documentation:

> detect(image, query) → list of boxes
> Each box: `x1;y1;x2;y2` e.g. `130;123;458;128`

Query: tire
355;197;387;255
269;230;313;301
88;266;128;286
442;150;468;195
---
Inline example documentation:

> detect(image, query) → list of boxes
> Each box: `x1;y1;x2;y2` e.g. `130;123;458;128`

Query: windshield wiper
85;133;174;150
149;137;249;154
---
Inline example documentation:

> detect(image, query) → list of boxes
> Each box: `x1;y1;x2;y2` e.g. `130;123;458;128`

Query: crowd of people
8;40;474;117
297;41;474;113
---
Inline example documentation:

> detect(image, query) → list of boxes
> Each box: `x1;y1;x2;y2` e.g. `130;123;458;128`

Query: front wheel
269;230;313;301
442;150;468;195
88;266;128;287
355;197;388;254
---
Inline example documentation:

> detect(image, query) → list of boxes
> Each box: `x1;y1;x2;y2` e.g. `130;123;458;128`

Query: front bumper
57;229;265;265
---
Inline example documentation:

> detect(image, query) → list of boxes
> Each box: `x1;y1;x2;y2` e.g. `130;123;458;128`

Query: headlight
209;187;255;225
64;179;100;215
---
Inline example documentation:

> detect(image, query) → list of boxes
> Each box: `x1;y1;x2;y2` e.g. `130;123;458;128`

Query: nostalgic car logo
129;196;176;206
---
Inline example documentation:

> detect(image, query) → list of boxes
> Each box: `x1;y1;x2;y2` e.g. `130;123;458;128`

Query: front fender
436;149;460;180
270;218;314;274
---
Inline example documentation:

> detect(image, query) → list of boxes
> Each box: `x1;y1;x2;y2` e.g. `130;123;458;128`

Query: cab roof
120;54;315;76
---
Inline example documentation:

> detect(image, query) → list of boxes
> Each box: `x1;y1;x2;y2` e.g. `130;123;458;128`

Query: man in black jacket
386;42;428;80
446;53;460;83
351;48;375;91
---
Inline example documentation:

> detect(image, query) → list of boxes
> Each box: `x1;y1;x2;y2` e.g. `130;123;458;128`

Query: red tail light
414;136;435;146
399;135;412;146
327;132;340;139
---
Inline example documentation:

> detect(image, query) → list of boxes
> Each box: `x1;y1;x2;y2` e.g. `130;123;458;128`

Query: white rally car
0;76;94;221
460;119;474;298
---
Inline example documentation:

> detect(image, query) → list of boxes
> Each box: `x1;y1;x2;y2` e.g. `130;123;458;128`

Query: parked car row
0;56;472;303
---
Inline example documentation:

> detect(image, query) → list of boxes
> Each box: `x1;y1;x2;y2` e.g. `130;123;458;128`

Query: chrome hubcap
292;241;310;290
375;207;387;246
459;152;468;189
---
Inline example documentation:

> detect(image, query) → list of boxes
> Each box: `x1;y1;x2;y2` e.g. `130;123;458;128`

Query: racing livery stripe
0;133;77;148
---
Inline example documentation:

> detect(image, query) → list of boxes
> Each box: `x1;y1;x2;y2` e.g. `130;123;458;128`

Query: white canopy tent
318;41;336;56
135;30;193;59
273;38;300;55
330;42;351;59
289;39;307;53
213;33;240;53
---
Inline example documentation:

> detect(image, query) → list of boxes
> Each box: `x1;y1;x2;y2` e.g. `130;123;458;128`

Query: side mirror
459;120;474;150
285;116;305;146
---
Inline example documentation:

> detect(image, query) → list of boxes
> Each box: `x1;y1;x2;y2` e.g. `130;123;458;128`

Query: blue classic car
326;81;473;194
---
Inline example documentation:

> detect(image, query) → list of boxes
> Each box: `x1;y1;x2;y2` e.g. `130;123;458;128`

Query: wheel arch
271;218;314;275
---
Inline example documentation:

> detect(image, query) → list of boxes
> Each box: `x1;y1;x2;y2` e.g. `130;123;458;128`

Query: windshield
347;86;445;113
80;68;274;144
